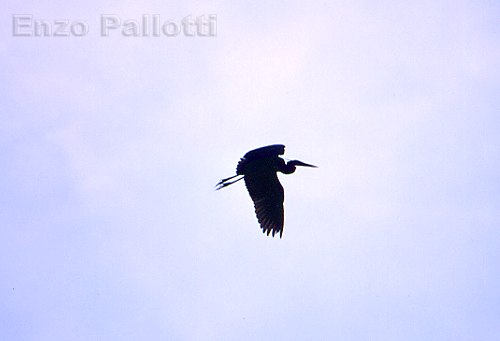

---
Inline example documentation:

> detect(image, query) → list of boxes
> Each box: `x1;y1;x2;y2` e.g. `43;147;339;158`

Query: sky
1;0;499;340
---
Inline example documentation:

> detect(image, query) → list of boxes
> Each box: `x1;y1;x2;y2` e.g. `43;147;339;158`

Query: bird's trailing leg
215;175;244;190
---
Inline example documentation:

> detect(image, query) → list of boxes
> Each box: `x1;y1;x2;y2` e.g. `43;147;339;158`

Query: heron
216;144;317;238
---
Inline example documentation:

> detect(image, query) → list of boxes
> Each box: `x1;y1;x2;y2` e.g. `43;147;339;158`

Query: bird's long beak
294;160;318;168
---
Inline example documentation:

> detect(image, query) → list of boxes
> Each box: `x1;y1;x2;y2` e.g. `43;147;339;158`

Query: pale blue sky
1;1;499;340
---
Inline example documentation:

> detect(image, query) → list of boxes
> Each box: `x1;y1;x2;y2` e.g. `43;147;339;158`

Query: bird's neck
280;164;296;174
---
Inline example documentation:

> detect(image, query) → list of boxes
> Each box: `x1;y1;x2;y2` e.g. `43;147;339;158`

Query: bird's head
281;160;317;174
288;160;318;168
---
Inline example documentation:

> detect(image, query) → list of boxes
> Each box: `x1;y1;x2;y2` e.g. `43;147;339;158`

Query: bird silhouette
216;144;317;237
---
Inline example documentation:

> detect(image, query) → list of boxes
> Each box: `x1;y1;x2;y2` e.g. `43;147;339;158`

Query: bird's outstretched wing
244;167;284;238
237;145;285;175
243;144;285;160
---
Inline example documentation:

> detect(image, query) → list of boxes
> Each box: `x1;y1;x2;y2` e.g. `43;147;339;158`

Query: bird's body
216;144;316;238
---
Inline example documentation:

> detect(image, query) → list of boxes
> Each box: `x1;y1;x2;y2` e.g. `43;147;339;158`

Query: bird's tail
215;175;244;190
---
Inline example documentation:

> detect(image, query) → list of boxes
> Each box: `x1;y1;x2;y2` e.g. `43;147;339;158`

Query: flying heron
216;144;317;238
